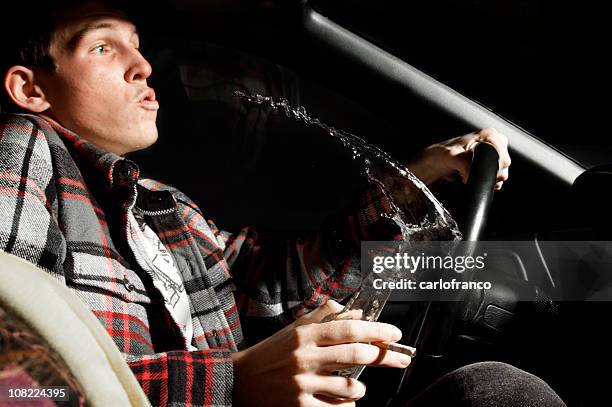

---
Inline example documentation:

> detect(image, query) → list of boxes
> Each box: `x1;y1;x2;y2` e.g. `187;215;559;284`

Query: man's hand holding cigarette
231;300;412;407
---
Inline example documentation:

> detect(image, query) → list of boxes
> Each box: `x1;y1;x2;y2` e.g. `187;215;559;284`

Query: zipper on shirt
133;206;176;217
126;186;166;279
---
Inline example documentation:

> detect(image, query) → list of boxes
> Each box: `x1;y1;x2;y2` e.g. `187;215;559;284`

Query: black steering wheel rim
387;142;500;405
461;142;501;242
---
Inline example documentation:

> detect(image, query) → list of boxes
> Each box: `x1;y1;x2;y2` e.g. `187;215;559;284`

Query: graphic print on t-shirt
149;237;184;308
129;210;196;350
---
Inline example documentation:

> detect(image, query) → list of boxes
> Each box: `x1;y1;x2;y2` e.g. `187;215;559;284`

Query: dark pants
404;362;566;407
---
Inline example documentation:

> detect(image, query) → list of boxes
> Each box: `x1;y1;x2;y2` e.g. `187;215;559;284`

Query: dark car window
133;39;403;233
311;0;611;168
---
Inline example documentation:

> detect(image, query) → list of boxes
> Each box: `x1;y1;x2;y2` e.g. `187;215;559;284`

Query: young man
0;2;565;407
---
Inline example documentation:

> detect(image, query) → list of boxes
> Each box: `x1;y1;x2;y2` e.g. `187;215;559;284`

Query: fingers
498;166;509;182
476;128;511;168
413;128;510;188
305;394;357;407
321;309;365;323
471;128;511;189
312;396;357;407
496;166;509;190
298;374;366;401
456;153;472;184
316;342;412;371
297;300;346;326
306;320;402;345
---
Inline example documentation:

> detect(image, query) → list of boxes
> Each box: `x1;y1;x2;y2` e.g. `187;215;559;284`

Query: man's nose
125;49;152;83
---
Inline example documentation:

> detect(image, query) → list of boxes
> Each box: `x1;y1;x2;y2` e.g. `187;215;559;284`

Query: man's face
39;2;158;155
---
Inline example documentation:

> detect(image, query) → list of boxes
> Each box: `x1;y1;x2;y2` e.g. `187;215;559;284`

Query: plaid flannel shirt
0;113;402;406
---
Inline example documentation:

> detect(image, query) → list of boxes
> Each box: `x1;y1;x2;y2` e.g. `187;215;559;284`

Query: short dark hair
0;1;131;112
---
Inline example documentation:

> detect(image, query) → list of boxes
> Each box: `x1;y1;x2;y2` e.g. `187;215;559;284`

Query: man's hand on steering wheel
406;128;511;190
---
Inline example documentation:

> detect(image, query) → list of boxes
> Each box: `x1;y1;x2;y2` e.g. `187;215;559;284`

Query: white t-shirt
128;210;197;351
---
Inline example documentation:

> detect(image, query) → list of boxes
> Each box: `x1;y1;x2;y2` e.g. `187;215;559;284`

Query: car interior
1;1;610;406
0;251;151;406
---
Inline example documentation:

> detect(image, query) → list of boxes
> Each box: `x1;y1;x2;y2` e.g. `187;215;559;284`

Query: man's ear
3;66;51;113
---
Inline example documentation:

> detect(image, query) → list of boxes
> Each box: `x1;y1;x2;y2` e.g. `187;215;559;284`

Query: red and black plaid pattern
0;113;401;406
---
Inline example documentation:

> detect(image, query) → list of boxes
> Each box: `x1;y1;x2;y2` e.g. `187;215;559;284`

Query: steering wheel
461;143;500;242
387;142;500;405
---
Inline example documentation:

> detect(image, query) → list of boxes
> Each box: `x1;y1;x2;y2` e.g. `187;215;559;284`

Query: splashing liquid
234;90;460;241
234;91;462;378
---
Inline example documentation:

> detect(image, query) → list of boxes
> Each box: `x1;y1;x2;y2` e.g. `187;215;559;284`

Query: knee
454;361;565;407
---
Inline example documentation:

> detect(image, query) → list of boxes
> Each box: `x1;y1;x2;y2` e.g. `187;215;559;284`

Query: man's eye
92;45;109;54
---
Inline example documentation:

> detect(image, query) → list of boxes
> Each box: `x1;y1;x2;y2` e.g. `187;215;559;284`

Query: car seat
0;251;151;406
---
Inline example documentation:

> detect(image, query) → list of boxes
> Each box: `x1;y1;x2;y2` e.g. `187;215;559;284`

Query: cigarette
374;341;417;357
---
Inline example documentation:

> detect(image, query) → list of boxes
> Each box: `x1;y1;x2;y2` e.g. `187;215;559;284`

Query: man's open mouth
139;88;159;111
